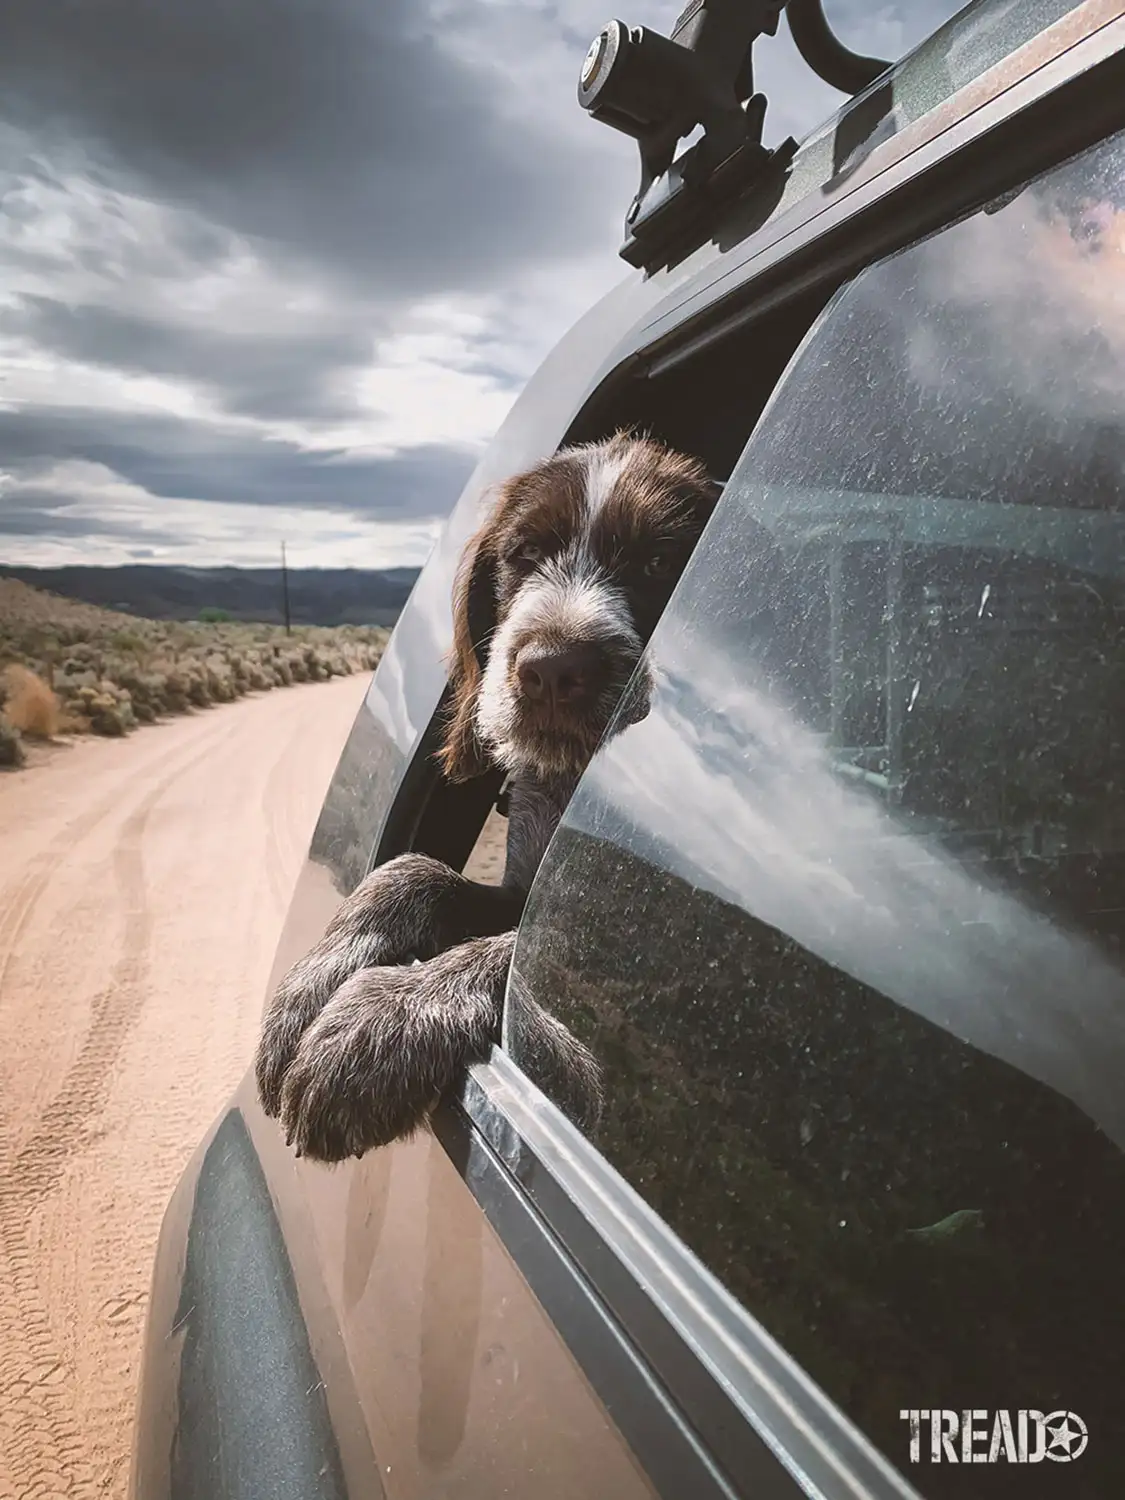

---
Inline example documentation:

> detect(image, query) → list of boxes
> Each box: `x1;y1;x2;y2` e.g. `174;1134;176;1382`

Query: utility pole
281;540;292;635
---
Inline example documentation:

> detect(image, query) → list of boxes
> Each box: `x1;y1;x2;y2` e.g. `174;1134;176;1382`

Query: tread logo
900;1410;1088;1464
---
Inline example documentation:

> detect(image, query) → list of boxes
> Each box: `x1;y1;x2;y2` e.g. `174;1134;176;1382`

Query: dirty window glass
507;130;1125;1495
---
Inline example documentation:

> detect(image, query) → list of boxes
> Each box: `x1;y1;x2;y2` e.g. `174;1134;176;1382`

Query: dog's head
439;432;719;783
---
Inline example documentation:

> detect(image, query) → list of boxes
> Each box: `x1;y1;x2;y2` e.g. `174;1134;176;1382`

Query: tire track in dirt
8;737;226;1191
0;730;231;1500
0;723;236;1161
0;677;367;1500
0;738;189;1008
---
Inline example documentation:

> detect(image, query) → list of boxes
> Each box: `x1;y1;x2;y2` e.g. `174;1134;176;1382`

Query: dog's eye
510;543;545;570
643;549;676;579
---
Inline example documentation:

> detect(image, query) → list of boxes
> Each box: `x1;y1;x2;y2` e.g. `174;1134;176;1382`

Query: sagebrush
0;578;389;765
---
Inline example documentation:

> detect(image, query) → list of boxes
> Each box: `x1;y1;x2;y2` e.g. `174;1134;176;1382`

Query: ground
0;675;369;1499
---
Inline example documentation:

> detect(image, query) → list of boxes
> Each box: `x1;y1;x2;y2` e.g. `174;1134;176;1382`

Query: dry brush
0;578;389;769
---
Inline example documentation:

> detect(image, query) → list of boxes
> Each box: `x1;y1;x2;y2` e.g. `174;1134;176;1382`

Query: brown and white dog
255;432;717;1161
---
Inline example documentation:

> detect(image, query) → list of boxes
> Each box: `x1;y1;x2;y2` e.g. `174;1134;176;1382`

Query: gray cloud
0;0;623;297
0;495;186;547
0;407;475;520
0;0;965;567
1;293;374;421
0;1;958;296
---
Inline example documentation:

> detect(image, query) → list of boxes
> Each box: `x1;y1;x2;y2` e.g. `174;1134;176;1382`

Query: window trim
432;1077;750;1500
439;1050;923;1500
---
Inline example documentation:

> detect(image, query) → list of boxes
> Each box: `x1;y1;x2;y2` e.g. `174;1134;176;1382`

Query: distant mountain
0;564;421;627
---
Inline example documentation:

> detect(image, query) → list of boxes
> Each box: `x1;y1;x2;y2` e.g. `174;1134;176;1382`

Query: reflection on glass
508;131;1125;1493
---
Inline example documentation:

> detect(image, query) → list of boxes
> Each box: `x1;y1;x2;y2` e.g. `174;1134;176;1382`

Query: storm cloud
0;0;962;567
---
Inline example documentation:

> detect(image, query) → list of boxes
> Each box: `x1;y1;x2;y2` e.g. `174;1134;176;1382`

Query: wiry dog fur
255;432;717;1161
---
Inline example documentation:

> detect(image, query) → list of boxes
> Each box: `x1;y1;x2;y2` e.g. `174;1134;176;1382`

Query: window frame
496;132;1125;1473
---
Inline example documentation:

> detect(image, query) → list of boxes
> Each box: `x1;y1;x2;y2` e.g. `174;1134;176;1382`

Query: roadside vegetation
0;578;388;769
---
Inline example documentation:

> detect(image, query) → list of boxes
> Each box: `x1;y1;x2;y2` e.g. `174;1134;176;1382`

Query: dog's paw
277;967;464;1160
278;934;514;1162
254;854;468;1117
255;978;309;1119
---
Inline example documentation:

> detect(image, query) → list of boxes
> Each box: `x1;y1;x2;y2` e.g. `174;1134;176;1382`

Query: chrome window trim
446;1050;923;1500
432;1088;754;1500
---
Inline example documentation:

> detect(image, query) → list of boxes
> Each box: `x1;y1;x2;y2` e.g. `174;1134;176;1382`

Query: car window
506;128;1125;1494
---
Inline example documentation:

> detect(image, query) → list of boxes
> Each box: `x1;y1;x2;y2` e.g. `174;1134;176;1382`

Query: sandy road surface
0;675;368;1499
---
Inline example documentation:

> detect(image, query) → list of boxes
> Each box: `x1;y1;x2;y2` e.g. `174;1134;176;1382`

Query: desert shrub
110;628;147;653
203;656;236;702
2;664;61;739
0;712;24;767
112;668;153;712
154;667;191;714
91;700;128;736
116;692;137;731
198;606;232;623
55;668;100;697
0;578;391;768
111;668;170;722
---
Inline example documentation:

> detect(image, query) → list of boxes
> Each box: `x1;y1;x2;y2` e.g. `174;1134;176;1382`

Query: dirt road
0;675;369;1499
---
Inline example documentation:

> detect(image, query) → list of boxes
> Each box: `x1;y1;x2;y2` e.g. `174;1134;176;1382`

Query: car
129;2;1125;1496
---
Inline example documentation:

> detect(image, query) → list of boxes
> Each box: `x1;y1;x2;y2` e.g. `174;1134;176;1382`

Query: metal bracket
577;0;890;271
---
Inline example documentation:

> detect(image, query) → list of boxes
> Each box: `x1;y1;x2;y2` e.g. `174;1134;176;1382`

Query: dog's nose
517;644;604;705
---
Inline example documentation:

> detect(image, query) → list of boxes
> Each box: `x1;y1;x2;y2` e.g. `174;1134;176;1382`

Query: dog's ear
700;475;724;519
437;521;499;783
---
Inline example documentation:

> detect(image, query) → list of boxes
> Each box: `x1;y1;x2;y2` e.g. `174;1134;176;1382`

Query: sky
0;0;963;571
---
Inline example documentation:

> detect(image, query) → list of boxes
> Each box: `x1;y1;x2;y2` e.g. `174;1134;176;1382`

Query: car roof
760;0;1081;238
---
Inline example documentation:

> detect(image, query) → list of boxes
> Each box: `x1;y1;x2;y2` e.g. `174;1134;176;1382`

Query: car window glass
506;128;1125;1494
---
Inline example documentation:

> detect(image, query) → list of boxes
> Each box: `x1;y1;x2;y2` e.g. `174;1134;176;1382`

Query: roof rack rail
577;0;891;271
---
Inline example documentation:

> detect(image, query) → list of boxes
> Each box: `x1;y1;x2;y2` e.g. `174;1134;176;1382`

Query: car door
496;122;1125;1499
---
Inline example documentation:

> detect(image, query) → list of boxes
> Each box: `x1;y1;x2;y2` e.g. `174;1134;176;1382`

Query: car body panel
131;1098;383;1500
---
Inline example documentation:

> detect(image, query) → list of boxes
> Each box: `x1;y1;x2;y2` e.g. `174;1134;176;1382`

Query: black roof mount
577;0;891;271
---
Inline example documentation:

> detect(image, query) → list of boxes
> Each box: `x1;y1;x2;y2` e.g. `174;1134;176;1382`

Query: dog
254;431;718;1161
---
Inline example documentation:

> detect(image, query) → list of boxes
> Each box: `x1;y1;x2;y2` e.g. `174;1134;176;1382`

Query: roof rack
577;0;890;271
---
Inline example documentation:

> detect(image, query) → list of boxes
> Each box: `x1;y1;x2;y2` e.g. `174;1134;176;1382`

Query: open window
454;281;836;884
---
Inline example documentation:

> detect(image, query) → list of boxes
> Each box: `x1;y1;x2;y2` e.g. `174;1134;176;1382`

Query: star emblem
1044;1411;1088;1461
